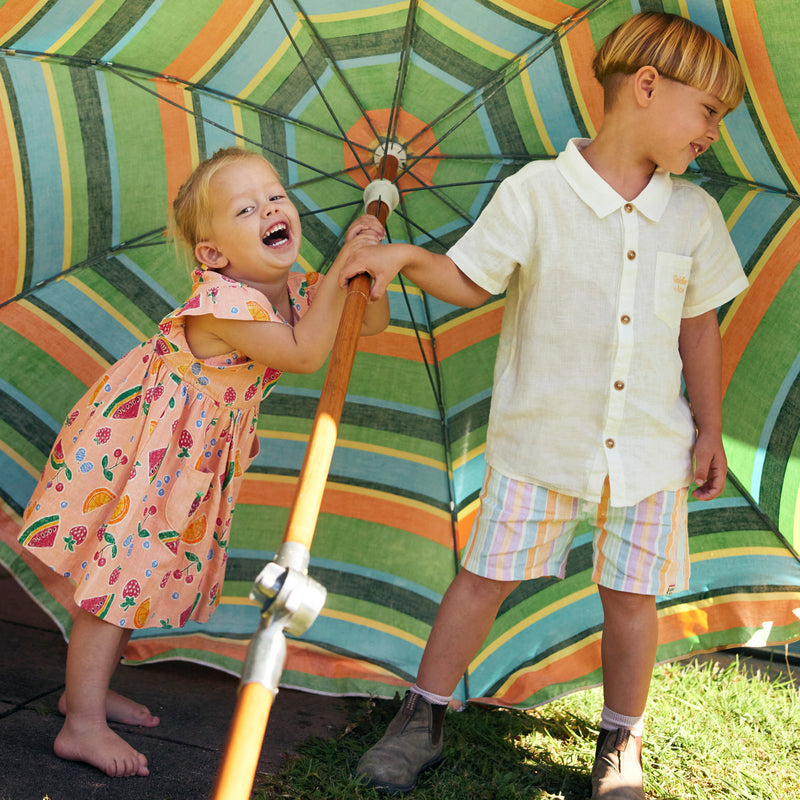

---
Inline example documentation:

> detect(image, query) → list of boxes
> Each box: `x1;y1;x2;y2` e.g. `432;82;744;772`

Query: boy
340;12;749;799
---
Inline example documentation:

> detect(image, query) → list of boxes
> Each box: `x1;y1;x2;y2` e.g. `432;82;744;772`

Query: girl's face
644;77;730;174
195;158;302;286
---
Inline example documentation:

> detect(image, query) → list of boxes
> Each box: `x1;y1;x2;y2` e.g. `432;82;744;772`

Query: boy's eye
269;194;284;202
237;205;255;216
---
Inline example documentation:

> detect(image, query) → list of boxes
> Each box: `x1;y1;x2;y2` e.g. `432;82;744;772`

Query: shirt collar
556;138;672;222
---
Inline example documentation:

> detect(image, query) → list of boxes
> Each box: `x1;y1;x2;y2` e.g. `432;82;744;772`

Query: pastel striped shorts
461;466;689;596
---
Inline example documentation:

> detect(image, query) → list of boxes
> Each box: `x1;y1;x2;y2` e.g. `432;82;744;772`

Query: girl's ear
195;242;228;270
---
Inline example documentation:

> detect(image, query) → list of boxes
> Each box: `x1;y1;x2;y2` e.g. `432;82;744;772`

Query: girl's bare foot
58;689;160;727
54;718;150;777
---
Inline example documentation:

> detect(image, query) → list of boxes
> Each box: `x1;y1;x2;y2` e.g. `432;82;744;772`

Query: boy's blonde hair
593;12;745;111
170;147;278;254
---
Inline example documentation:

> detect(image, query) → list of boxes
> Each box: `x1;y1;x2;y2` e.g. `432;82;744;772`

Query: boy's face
196;158;302;284
645;77;730;174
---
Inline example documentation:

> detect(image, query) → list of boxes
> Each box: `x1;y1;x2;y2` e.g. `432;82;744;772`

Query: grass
253;655;799;799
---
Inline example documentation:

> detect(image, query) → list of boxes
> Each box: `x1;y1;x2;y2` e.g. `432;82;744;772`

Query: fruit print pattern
19;269;319;630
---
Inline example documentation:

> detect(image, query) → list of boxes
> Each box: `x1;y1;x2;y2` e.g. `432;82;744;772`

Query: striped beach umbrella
1;0;798;708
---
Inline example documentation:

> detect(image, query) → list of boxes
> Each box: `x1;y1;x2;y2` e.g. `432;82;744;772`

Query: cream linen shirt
448;138;750;507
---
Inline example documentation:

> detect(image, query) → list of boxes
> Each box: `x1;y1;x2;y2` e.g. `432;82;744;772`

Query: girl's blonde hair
593;12;745;111
170;147;278;256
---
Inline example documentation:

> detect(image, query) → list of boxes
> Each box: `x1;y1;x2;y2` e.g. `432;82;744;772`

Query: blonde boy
342;13;748;799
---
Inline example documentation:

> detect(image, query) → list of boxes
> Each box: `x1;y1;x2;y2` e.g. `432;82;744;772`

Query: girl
17;147;389;777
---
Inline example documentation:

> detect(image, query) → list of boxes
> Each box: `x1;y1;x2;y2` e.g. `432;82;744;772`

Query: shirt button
624;203;633;213
620;315;631;324
614;380;625;390
627;250;636;260
605;438;615;449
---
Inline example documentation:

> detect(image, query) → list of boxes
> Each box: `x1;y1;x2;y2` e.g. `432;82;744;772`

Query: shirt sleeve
683;187;749;317
447;166;537;296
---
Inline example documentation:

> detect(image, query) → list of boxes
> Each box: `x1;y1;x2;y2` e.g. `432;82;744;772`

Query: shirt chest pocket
654;253;692;329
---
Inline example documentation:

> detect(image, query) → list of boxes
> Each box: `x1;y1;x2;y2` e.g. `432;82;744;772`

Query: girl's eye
237;205;255;216
269;194;284;202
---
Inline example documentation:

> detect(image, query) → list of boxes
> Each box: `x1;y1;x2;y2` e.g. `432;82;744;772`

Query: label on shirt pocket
654;253;692;328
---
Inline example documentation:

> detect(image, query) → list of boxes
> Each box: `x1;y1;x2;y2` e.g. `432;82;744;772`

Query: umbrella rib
725;471;800;564
687;169;800;201
0;47;364;190
0;229;166;310
280;2;375;185
386;0;418;146
399;0;611;177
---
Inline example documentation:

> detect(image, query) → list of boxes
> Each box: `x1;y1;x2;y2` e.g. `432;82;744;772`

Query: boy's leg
599;586;657;716
417;568;520;695
355;569;519;793
592;586;657;800
55;608;150;777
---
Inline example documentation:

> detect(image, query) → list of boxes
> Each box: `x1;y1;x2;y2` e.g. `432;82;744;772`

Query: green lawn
254;654;799;799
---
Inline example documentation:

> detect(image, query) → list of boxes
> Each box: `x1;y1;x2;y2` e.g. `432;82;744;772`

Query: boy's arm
678;309;727;500
341;242;492;308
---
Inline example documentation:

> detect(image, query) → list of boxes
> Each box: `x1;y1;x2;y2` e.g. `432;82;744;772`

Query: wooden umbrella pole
282;153;398;551
211;156;399;800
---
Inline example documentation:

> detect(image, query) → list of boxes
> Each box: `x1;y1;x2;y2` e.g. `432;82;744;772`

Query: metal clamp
242;542;327;692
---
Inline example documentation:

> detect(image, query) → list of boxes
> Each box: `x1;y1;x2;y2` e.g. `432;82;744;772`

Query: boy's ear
634;65;659;106
195;242;228;270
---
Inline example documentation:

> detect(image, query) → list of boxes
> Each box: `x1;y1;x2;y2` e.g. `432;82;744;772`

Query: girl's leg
54;609;150;777
416;568;520;696
598;585;658;716
57;627;160;727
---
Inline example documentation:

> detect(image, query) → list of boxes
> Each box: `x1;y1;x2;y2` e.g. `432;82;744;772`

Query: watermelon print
19;515;60;548
16;270;319;629
103;386;143;420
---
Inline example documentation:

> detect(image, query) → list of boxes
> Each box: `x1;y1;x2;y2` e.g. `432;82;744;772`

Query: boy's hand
339;242;407;301
691;430;727;500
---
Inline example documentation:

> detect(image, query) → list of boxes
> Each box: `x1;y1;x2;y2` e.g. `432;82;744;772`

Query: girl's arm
192;236;384;374
679;309;727;500
341;242;491;308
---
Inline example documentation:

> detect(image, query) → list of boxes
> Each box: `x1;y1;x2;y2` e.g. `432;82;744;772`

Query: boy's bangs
662;43;745;110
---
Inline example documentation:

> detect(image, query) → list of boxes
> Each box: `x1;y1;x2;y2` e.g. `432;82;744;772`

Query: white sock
411;684;451;706
600;705;644;737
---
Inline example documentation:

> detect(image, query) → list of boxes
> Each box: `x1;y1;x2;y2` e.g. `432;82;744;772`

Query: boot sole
357;753;444;795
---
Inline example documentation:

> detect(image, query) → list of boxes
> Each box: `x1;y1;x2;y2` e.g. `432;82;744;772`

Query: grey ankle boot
355;691;446;794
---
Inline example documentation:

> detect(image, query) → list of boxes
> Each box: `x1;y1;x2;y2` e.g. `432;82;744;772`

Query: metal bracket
241;542;327;692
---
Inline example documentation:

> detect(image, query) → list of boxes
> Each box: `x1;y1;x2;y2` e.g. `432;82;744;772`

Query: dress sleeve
175;269;283;322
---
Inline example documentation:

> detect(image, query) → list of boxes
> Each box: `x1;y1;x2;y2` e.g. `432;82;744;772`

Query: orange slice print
181;514;207;544
246;300;269;321
108;494;130;524
133;597;151;629
82;487;116;514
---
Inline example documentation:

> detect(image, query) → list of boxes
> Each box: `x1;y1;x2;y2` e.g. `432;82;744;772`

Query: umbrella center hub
374;140;407;171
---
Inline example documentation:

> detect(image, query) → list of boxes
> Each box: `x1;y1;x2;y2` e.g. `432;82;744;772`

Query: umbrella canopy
1;0;798;707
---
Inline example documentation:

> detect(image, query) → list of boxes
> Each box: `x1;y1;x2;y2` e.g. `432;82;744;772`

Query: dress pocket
654;253;692;329
165;465;214;532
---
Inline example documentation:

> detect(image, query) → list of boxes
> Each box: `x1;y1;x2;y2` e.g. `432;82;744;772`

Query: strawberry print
120;578;141;609
224;387;236;403
177;429;193;458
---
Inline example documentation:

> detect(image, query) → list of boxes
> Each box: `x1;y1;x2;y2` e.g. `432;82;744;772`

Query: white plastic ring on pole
363;179;399;218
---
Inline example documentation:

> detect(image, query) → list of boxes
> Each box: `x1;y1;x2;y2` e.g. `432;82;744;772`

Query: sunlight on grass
253;656;799;799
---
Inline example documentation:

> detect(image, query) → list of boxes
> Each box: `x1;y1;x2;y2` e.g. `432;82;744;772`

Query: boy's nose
707;121;721;142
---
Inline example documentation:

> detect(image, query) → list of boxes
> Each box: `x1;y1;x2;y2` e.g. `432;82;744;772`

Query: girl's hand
345;214;385;245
